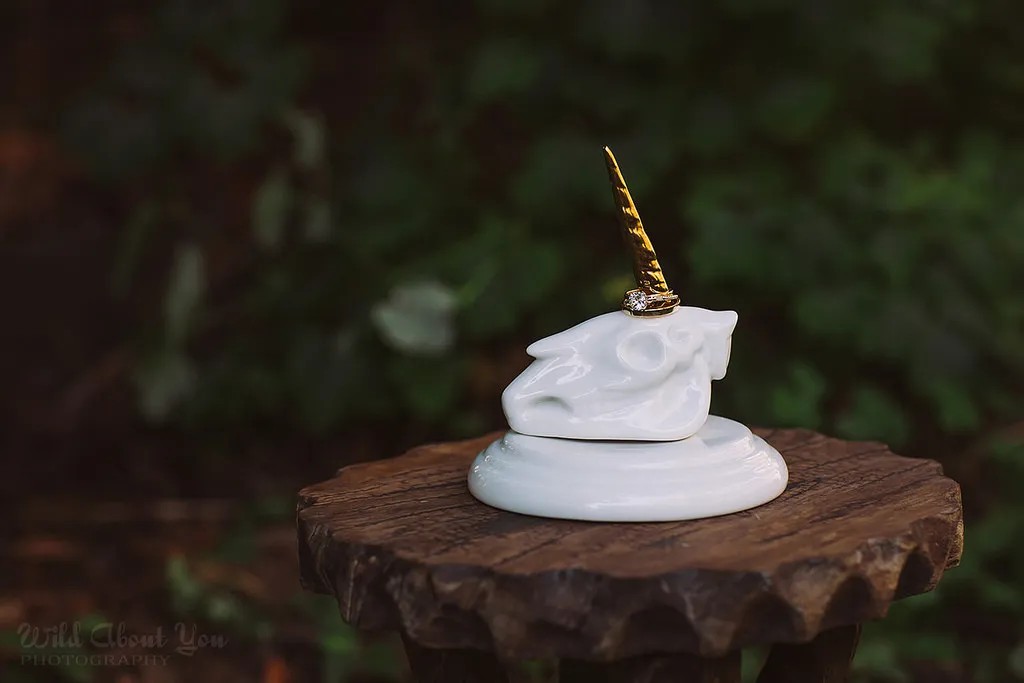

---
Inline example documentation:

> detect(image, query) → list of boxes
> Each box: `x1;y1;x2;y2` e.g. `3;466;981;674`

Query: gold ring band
622;288;680;316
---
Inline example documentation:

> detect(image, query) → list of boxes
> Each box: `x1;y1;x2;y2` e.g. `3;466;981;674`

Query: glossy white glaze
503;307;737;441
468;416;787;522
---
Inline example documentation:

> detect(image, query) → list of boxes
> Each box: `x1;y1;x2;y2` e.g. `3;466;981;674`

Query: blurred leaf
449;217;564;338
755;78;835;141
836;385;910;447
920;376;981;433
164;243;205;345
166;555;204;612
510;135;605;218
988;436;1024;475
371;281;457;356
302;197;332;243
741;647;769;683
282;328;385;433
354;641;406;681
769;363;826;428
684;96;742;156
284;108;327;170
1009;640;1024;679
111;201;160;296
574;0;690;62
467;39;542;104
977;577;1024;613
166;554;272;639
62;98;168;181
859;6;947;82
135;350;197;422
296;594;402;683
253;167;292;251
853;634;910;682
390;356;465;420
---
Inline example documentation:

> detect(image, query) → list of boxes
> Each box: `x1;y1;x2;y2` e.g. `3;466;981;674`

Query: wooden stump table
296;429;963;682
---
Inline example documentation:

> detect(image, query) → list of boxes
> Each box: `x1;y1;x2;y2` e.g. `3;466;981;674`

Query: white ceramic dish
468;415;787;522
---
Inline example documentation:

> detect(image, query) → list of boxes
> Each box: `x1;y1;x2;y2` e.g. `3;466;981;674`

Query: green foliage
66;0;1024;678
854;436;1024;682
71;0;1024;442
297;595;404;683
371;281;457;356
64;0;306;181
133;244;204;422
253;167;292;252
166;508;404;682
0;614;108;683
165;556;273;641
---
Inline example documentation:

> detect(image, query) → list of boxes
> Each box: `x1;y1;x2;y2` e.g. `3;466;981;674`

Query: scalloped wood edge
297;429;962;660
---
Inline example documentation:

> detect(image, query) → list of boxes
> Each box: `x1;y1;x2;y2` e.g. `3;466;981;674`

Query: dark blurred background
2;0;1023;681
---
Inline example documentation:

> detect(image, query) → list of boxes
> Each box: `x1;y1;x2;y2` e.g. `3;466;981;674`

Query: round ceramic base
468;416;788;522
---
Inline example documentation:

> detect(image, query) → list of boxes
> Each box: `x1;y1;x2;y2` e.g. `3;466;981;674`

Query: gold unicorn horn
603;147;679;316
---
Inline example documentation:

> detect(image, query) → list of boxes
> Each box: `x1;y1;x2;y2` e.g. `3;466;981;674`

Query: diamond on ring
624;290;648;311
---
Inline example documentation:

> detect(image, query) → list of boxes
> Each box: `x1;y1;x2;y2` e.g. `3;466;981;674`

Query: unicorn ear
697;310;738;379
525;323;591;359
525;311;630;359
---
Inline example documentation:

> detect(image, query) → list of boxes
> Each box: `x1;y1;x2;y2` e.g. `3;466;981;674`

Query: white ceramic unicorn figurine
503;307;737;440
468;148;787;522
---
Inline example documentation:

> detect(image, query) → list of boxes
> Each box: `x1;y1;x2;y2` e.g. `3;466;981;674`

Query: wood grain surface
297;429;962;660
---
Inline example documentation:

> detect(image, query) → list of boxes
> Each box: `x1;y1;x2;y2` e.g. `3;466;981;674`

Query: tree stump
296;429;963;682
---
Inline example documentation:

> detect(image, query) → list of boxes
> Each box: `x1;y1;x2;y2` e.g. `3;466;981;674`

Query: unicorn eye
618;330;668;372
